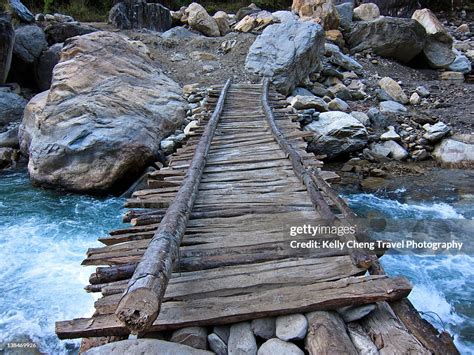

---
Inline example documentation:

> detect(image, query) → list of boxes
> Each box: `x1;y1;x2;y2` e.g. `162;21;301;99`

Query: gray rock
0;124;19;148
290;95;328;111
375;88;394;102
422;122;450;142
160;138;175;154
85;339;213;355
380;126;400;141
109;1;171;32
251;318;276;340
347;17;426;63
0;14;14;84
54;13;74;23
213;11;230;36
328;97;349;111
336;3;353;31
228;322;257;355
171;327;208;350
44;22;97;45
0;91;27;128
236;4;261;22
379;140;408;160
185;3;220;37
258;338;304;355
0;147;18;169
162;26;200;39
328;83;352;101
292;87;314;97
36;43;62;91
275;314;308;341
347;323;379;355
351;111;370;126
208;333;227;355
213;325;230;344
378;77;408;104
415;85;430;97
447;51;472;74
8;0;34;23
306;111;368;159
13;25;47;64
19;32;186;193
410;92;420;105
353;3;380;21
272;10;298;23
325;43;363;73
380;100;407;114
367;107;389;128
246;21;325;95
433;136;474;166
337;304;376;322
310;82;330;97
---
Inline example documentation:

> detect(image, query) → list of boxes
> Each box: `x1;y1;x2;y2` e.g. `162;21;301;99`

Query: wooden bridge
56;80;458;354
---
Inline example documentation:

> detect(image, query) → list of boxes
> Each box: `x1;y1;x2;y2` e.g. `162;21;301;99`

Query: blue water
0;170;124;354
348;192;474;354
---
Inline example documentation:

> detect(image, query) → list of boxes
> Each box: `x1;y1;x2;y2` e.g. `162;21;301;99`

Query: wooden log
114;79;232;333
305;311;358;355
89;264;136;285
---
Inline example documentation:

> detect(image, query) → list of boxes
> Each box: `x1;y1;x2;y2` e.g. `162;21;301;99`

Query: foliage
43;0;53;13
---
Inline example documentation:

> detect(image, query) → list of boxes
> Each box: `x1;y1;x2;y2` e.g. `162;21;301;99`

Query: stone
456;24;470;33
293;0;340;30
8;0;34;23
415;85;430;97
235;11;276;33
171;327;208;350
228;322;257;355
36;43;62;91
375;88;393;102
213;11;230;36
353;3;380;21
380;140;408;160
235;15;257;32
272;10;298;23
433;136;474;166
292;87;314;97
213;325;230;344
13;25;47;64
109;0;171;32
208;333;227;355
251;318;276;340
380;126;400;141
347;17;426;63
160;139;175;154
325;29;344;47
324;43;363;73
439;71;465;81
410;92;420;105
447;51;472;74
44;22;97;45
19;32;186;193
0;91;27;128
189;51;217;61
412;9;455;68
161;26;200;39
337;304;376;322
328;83;351;101
258;338;304;355
328;97;349;111
411;149;429;161
465;50;474;62
235;4;261;22
53;13;74;22
380;100;407;114
422;122;450;142
367;107;389;128
0;124;19;148
275;314;308;341
0;14;14;84
378;77;408;104
335;2;353;31
310;82;330;98
351;111;370;126
185;3;220;37
0;147;18;169
347;323;380;355
85;339;213;355
291;95;328;111
366;144;391;161
246;21;324;95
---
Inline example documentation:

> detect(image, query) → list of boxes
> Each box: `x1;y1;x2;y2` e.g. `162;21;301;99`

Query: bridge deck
56;82;458;354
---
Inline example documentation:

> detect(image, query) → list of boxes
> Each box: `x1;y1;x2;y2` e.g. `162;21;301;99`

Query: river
0;169;472;353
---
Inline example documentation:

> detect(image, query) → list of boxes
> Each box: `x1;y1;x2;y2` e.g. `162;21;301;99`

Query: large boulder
305;111;368;159
412;9;455;68
213;11;230;36
292;0;340;30
185;3;220;37
8;0;34;23
13;25;47;64
0;91;27;128
347;17;426;63
36;43;62;91
433;135;474;167
19;32;186;193
109;0;172;32
246;21;325;95
0;14;14;84
44;22;97;45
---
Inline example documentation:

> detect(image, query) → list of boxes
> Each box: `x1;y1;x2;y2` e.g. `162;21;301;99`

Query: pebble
251;318;276;340
415;85;430;98
410;92;420;105
171;327;208;350
228;322;257;355
208;333;227;355
213;325;230;344
380;126;401;141
380;100;407;114
337;304;376;322
257;338;304;355
275;314;308;341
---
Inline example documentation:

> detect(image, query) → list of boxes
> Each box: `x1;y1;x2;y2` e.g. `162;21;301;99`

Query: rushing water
347;191;474;354
0;169;124;354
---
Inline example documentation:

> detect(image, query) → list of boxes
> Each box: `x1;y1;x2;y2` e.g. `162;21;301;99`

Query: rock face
36;43;62;91
44;22;97;45
19;32;186;193
85;339;213;355
228;322;257;355
246;21;325;95
433;135;474;166
185;2;220;37
0;14;14;84
347;17;426;63
109;0;172;32
412;9;455;68
353;3;380;21
305;111;368;159
292;0;340;30
8;0;34;23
